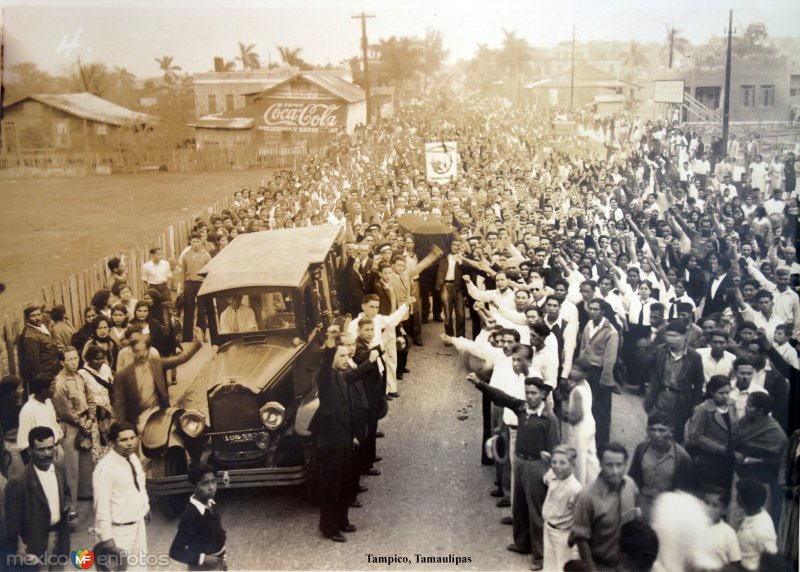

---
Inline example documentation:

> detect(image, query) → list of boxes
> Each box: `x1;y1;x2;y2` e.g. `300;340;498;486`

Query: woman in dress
563;359;600;486
108;303;129;349
128;301;165;356
79;345;113;463
749;154;769;193
767;155;784;194
115;283;138;320
71;305;98;357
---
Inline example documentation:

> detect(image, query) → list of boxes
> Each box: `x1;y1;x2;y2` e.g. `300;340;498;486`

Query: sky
2;0;799;80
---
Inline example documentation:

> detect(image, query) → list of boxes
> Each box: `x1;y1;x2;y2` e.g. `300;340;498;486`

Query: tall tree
733;22;776;58
622;40;649;79
377;36;423;99
465;43;502;94
155;56;182;84
5;62;58;101
421;28;449;87
75;58;109;96
496;29;534;103
236;42;261;71
664;26;691;68
277;46;311;70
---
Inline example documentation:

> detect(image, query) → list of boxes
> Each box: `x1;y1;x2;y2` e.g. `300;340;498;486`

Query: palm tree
421;28;449;87
495;29;534;103
75;58;108;96
155;56;181;84
377;36;423;99
664;26;691;68
236;42;260;71
277;46;311;70
112;66;136;93
466;43;502;94
622;40;648;79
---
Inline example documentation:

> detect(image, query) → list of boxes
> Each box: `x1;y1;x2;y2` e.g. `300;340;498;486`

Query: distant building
189;72;366;150
681;56;791;123
192;67;298;117
1;93;159;154
524;63;641;109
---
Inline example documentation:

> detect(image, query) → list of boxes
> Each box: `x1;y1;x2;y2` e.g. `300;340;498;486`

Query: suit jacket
435;256;465;291
308;348;373;440
353;340;386;413
374;281;396;316
686;398;738;457
4;463;70;559
701;272;736;319
18;326;61;383
341;257;366;316
645;346;705;426
113;345;199;424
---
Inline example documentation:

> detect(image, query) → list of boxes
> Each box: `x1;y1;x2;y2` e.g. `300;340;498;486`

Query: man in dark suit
701;255;737;319
339;245;366;317
436;239;467;339
353;319;387;479
17;306;61;389
310;336;378;543
5;426;71;570
644;322;705;443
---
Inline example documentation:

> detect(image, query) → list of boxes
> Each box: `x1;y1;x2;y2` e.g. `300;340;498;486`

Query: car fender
142;406;187;458
293;391;319;437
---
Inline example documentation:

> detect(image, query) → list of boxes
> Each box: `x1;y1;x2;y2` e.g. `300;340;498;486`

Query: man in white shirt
729;359;768;420
17;374;64;465
5;426;71;567
745;264;800;340
141;247;172;303
739;289;786;341
218;295;258;333
696;331;736;390
93;422;151;570
463;272;517;312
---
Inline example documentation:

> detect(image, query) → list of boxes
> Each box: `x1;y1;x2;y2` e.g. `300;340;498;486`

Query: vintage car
142;225;346;514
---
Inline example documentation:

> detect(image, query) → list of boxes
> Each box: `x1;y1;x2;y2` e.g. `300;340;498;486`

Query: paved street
61;321;645;570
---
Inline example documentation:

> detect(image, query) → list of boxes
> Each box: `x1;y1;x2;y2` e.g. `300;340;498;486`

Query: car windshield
210;288;296;334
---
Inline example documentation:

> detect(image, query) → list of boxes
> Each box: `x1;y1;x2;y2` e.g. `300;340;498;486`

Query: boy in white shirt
702;489;741;570
773;324;799;369
735;479;777;571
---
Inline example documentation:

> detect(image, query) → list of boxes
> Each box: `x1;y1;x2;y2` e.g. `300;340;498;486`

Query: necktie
126;456;141;492
638;302;646;325
669;298;676;319
231;309;239;333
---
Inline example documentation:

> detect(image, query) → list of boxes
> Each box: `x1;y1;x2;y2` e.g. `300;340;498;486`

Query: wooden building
1;93;158;154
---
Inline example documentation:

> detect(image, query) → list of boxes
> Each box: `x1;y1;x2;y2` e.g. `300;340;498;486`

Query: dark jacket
628;439;696;494
341;257;366;317
169;499;226;569
353;340;386;416
435;256;465;291
700;272;736;319
4;463;70;562
645;346;705;436
113;343;199;425
17;327;60;383
308;347;373;440
686;398;739;457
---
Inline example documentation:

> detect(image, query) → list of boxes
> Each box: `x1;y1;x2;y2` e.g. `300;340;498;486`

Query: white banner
425;141;458;184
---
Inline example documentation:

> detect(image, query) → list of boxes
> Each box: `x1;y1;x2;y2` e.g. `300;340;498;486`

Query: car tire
157;447;191;518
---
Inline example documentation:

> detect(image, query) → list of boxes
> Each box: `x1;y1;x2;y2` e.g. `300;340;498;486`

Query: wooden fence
0;143;314;175
0;193;241;377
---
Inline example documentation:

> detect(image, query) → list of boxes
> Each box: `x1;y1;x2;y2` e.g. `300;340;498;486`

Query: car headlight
259;401;286;430
179;409;206;438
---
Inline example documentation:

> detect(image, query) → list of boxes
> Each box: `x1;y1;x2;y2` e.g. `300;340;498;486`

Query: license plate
222;432;259;443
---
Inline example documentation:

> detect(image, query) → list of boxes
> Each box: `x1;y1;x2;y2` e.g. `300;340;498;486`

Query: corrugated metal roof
188;115;254;130
198;225;345;295
254;72;365;104
5;93;159;126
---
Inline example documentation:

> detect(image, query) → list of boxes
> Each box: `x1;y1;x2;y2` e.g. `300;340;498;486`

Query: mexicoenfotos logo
71;549;94;570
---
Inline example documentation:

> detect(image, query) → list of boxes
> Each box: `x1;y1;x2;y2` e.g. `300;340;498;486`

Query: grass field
0;169;275;314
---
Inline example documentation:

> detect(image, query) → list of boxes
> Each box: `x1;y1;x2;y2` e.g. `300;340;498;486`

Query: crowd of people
0;92;798;571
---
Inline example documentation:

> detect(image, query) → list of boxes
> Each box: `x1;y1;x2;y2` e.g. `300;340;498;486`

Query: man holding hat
466;372;560;571
644;321;704;442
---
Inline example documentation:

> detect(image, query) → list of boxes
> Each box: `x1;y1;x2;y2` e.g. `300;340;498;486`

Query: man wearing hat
644;321;704;442
466;373;560;571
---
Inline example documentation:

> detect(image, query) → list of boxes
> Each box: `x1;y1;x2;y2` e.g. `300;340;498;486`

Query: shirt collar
526;402;545;417
190;495;215;515
669;345;687;360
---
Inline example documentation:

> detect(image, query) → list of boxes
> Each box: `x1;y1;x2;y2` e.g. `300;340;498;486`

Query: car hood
208;337;303;395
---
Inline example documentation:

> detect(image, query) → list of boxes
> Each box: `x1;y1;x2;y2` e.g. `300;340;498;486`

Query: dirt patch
0;169;274;314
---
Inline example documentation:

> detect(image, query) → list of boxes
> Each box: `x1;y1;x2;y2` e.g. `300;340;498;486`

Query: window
208;94;217;114
212;289;296;335
759;85;775;107
740;85;755;108
55;121;70;148
791;88;800;97
226;94;235;112
95;124;108;145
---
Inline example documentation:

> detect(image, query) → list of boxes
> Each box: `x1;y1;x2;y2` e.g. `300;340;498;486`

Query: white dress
567;381;600;486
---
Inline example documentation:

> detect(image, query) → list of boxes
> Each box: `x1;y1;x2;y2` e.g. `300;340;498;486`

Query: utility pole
570;25;576;110
721;10;733;155
668;27;675;69
352;12;375;124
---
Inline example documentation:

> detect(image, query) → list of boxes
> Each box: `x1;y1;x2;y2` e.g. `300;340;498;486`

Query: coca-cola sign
260;100;343;133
